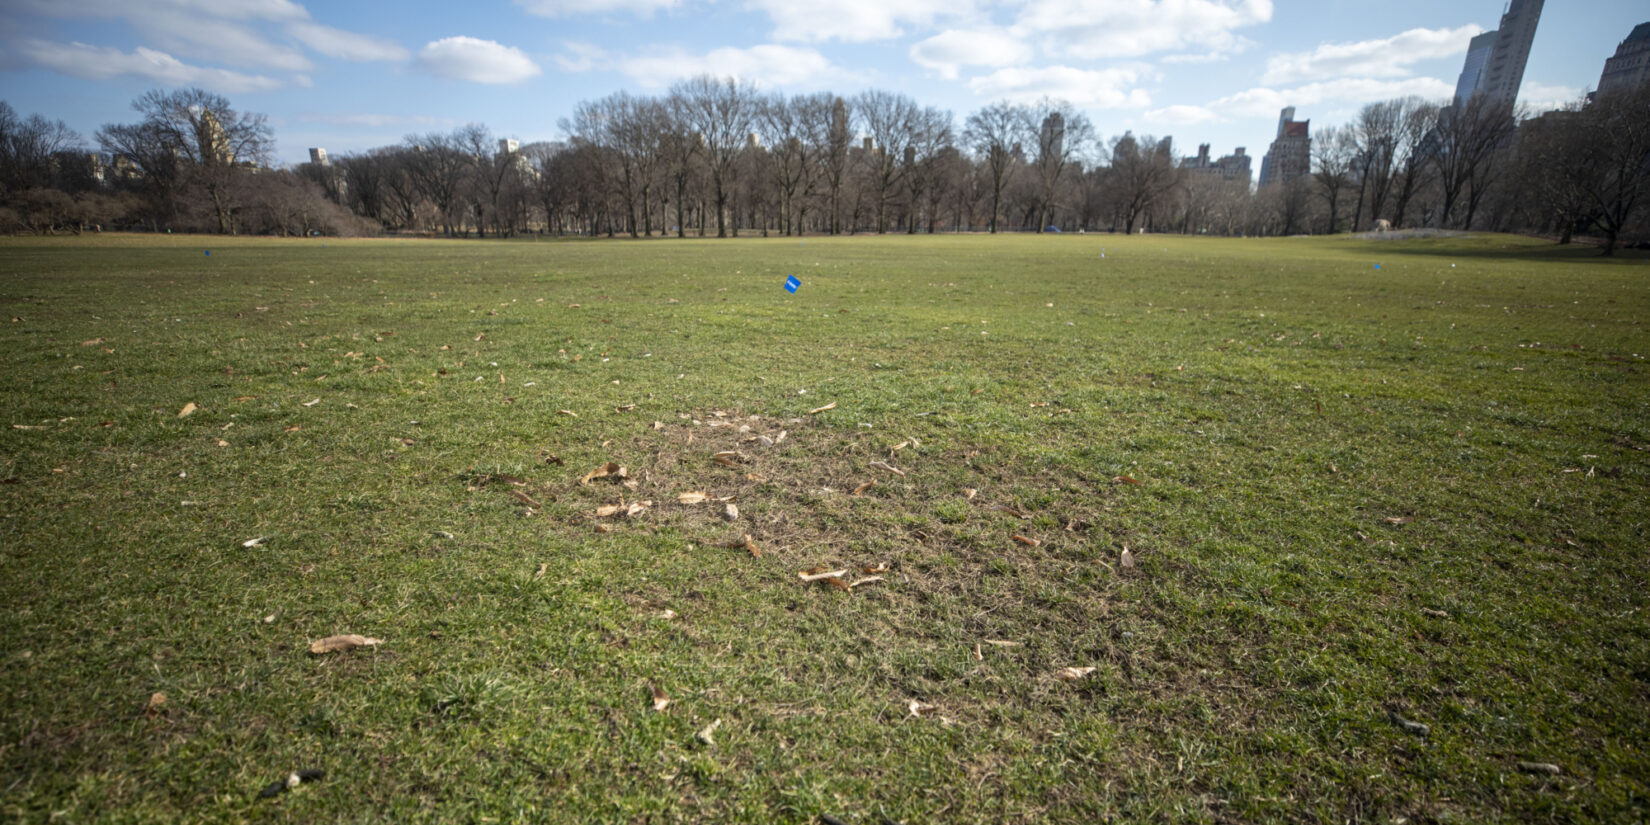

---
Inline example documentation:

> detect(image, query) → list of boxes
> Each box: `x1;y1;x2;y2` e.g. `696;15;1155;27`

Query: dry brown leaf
594;504;622;518
889;439;911;452
775;430;787;444
652;420;665;430
474;333;486;341
81;337;104;346
308;634;383;654
510;489;543;509
743;535;761;558
534;563;548;578
649;683;670;712
1012;534;1040;547
242;537;267;548
964;488;978;500
1385;516;1414;525
557;409;578;417
851;480;877;496
712;450;740;467
721;503;739;522
1113;475;1142;485
847;576;884;589
283;425;301;432
659;608;678;620
216;439;230;447
615;404;636;412
1120;547;1136;569
822;577;851;591
1055;666;1097;680
593;523;612;533
907;700;937;717
144;691;167;717
863;563;889;574
744;473;767;483
982;639;1019;647
626;501;652;517
622;479;640;491
868;461;905;477
799;568;848;582
580;462;622;485
678;491;709;505
301;398;320;407
178;402;199;418
973;644;983;661
807;401;837;414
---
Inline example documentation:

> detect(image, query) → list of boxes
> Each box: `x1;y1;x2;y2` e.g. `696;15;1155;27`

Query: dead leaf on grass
982;639;1019;647
695;718;721;746
581;462;623;485
712;450;741;467
775;430;787;445
851;480;877;496
144;691;167;717
742;535;761;557
81;338;104;347
650;683;670;712
308;634;383;654
242;537;267;548
862;563;889;574
301;398;320;407
847;576;883;589
178;402;199;418
1120;547;1136;569
594;504;623;518
678;491;709;505
510;489;543;509
626;501;652;517
807;401;837;414
973;644;983;661
907;700;937;717
557;409;578;417
868;461;905;477
615;404;636;412
721;503;739;522
1385;516;1414;525
799;568;848;582
653;421;665;430
1055;666;1097;680
964;488;978;500
1012;534;1040;547
594;524;612;533
1113;475;1142;485
534;563;548;578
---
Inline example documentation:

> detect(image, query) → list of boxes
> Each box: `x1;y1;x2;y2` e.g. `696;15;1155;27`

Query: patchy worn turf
0;232;1647;823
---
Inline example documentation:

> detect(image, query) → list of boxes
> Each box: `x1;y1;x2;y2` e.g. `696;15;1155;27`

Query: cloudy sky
0;0;1641;174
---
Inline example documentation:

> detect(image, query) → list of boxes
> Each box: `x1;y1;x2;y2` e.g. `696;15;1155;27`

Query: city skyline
0;0;1642;178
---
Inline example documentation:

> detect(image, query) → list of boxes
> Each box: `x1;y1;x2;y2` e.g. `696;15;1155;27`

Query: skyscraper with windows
1596;22;1650;97
1258;107;1310;188
1456;0;1544;108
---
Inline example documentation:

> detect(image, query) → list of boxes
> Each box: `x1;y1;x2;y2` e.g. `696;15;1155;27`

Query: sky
0;0;1643;176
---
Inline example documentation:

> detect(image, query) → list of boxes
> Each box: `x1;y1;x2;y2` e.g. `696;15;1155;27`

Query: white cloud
286;21;408;61
418;36;542;84
297;113;460;128
135;9;313;71
555;41;609;73
1162;52;1230;65
1013;0;1271;60
1144;104;1221;125
13;39;285;92
1518;82;1584;113
968;65;1151;108
1210;76;1456;118
910;29;1031;80
614;44;843;89
1262;25;1481;85
749;0;967;43
516;0;679;16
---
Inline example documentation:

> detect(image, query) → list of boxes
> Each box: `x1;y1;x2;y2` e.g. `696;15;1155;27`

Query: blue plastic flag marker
204;249;210;256
784;275;800;294
1374;263;1380;269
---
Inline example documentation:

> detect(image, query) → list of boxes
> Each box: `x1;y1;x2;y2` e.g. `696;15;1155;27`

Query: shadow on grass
1334;234;1650;265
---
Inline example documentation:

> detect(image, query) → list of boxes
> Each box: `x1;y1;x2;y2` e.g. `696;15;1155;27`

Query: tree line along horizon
2;76;1646;254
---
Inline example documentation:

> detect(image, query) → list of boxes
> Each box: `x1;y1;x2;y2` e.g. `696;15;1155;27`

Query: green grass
1;231;1646;823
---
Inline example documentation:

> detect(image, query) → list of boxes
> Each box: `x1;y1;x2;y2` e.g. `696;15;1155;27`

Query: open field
1;232;1647;823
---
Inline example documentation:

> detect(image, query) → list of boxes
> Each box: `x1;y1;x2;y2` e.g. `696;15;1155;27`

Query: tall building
308;147;329;166
1182;143;1251;183
1039;112;1065;160
1258;107;1310;188
1454;31;1499;106
1597;22;1650;97
1475;0;1544;107
497;138;519;154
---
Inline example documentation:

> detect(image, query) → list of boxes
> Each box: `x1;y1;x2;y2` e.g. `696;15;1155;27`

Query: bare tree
0;101;84;194
1108;132;1179;234
402;128;474;236
1430;97;1519;229
1311;125;1357;233
671;76;756;237
963;101;1025;233
855;90;921;233
901;105;954;233
1026;100;1095;231
1565;84;1650;255
823;96;851;235
1389;100;1440;228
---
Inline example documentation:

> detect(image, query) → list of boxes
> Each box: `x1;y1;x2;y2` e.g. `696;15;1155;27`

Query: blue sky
0;0;1642;173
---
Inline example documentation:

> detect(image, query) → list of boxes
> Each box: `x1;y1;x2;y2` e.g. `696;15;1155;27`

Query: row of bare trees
2;79;1646;251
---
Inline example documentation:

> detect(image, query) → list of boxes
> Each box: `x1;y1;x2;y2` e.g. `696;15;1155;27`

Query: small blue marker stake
204;250;210;256
1374;263;1380;270
784;275;800;294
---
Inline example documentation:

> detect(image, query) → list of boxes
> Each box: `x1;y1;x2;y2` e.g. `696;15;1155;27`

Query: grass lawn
0;231;1646;823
